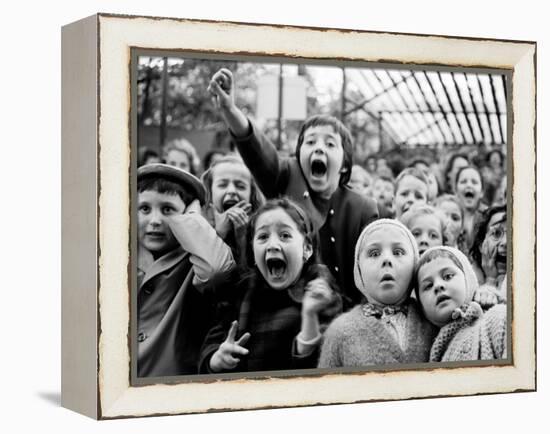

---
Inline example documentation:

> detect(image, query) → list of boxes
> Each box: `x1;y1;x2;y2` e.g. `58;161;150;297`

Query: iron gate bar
370;70;419;141
462;72;485;144
489;75;505;144
400;113;446;144
408;71;449;145
435;71;467;144
474;74;495;144
421;71;460;144
450;72;476;144
359;71;408;143
343;73;403;146
385;70;438;145
358;110;402;144
343;72;413;117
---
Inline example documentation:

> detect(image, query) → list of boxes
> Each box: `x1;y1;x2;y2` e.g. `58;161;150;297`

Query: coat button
138;332;147;342
330;209;335;215
334;266;339;272
303;191;310;198
330;236;336;243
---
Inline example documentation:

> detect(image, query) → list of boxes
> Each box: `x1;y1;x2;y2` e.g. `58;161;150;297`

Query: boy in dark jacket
137;164;234;377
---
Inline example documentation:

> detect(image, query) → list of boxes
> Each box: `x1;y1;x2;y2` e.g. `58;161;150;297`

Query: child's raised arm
208;68;250;138
209;69;289;199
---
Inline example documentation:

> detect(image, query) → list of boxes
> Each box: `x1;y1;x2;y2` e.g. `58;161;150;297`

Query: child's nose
149;208;162;222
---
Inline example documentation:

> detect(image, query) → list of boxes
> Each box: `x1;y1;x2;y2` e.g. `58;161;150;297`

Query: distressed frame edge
94;14;536;419
61;13;100;420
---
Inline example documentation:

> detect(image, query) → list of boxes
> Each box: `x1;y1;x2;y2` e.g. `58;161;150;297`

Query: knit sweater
318;299;437;368
430;302;507;362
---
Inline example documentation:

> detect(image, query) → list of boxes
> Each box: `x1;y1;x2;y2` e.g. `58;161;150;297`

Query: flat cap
138;163;206;204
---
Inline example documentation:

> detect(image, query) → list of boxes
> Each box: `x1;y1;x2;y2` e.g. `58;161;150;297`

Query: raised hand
185;199;202;215
302;278;335;316
209;320;251;373
473;284;499;309
208;68;235;110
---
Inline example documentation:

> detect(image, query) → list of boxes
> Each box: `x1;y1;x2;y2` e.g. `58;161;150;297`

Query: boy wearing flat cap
137;164;234;377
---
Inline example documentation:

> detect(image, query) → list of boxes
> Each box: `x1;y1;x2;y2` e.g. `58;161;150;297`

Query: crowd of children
135;67;508;378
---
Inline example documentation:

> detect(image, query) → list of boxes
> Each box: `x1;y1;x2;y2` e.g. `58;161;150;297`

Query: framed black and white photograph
61;13;536;419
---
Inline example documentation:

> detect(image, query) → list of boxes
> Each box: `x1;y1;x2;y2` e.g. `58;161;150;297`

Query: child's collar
361;301;409;319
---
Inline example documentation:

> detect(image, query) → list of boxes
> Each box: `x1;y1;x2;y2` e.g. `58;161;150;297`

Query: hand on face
482;211;507;281
214;200;252;238
138;191;187;257
209;321;251;373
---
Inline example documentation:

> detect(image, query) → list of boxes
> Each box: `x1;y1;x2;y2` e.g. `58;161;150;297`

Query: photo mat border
129;48;514;387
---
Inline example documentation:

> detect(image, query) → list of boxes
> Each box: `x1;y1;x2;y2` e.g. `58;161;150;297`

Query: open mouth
310;159;327;179
222;197;239;211
436;294;451;306
463;191;475;200
496;252;507;267
418;246;428;256
266;257;287;279
380;273;395;283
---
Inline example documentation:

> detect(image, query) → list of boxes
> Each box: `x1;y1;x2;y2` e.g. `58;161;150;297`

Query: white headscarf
353;218;419;298
416;246;478;303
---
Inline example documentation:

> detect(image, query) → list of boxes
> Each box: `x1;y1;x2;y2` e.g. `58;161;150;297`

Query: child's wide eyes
443;272;454;281
393;248;405;256
139;204;151;214
367;249;380;257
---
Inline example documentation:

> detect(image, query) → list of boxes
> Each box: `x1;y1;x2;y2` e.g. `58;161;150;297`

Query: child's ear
303;241;313;262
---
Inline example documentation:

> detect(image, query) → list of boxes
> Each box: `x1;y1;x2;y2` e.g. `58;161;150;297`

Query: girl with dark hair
199;198;341;374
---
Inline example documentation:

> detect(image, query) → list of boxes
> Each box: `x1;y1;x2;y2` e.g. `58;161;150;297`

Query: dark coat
233;121;379;309
199;265;341;374
137;213;234;377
